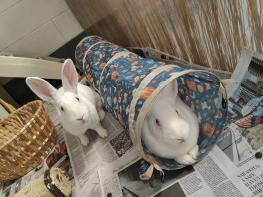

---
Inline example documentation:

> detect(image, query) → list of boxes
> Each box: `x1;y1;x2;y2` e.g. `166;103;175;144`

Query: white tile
8;21;65;57
52;9;83;41
0;37;8;50
0;0;68;46
0;0;21;13
0;46;14;56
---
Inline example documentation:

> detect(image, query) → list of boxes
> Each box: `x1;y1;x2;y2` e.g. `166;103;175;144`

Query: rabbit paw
79;134;89;146
176;154;196;165
189;145;199;159
97;127;108;138
175;145;199;165
98;109;105;120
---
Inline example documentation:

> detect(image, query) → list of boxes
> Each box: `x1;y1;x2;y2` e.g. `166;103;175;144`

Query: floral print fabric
75;36;228;170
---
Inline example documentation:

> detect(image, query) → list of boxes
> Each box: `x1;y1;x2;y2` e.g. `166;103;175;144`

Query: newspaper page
98;157;195;197
63;112;135;197
98;145;250;197
192;146;250;197
214;49;263;197
98;150;140;197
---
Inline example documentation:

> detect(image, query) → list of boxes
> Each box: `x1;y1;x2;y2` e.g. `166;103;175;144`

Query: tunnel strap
98;51;138;94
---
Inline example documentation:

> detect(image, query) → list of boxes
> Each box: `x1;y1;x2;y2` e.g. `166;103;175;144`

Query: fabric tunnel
75;36;228;171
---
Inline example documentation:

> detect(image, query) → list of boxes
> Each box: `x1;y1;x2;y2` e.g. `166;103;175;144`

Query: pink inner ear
35;80;53;99
172;80;177;92
64;63;75;87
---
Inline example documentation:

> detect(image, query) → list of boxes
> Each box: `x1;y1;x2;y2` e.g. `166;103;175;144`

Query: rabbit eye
155;119;160;126
75;97;80;101
176;110;179;115
60;106;64;112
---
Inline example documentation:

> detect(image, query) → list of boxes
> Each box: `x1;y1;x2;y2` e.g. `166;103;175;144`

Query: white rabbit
142;80;199;165
26;59;107;146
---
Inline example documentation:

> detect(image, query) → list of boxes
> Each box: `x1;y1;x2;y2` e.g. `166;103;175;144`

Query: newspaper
215;49;263;197
98;146;251;197
63;112;135;197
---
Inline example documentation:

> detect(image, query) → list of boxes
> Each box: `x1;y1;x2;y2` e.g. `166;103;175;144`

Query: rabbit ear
161;79;178;97
26;77;60;103
171;79;178;95
61;59;78;94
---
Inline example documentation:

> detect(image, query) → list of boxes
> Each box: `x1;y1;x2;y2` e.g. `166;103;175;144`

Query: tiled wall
0;0;83;57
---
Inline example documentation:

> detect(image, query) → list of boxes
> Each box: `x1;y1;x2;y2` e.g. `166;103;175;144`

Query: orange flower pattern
202;122;215;137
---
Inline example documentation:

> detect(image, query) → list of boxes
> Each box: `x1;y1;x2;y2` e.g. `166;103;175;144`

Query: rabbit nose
176;138;185;143
76;115;85;123
176;130;189;140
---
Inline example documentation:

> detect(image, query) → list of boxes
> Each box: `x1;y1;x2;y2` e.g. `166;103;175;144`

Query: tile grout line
4;8;69;50
0;0;23;17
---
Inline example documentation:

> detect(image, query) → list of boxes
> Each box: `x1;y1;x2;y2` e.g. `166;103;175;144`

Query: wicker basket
0;100;56;182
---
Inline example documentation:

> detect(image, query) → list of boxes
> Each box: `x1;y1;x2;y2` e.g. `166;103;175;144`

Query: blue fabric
75;36;228;170
75;36;104;71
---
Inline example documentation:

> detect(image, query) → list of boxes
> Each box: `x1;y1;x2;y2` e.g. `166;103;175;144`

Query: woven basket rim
0;99;16;113
0;100;43;149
